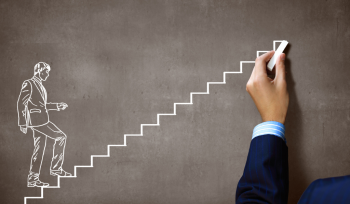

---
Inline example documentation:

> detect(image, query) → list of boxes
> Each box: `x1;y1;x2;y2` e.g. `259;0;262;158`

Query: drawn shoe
50;169;72;177
27;180;49;187
27;173;49;187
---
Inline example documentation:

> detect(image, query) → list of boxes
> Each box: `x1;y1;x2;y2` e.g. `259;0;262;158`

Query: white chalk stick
267;40;288;71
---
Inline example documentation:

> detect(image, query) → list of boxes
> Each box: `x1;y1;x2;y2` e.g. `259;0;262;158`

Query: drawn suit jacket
17;76;58;128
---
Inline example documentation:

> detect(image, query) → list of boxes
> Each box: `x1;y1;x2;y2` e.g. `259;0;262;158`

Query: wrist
262;117;285;125
260;108;287;125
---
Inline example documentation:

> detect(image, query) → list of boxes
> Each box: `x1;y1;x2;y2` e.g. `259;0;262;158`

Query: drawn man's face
40;68;50;81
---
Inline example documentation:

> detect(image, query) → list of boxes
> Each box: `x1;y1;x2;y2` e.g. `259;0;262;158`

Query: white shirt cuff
252;121;286;143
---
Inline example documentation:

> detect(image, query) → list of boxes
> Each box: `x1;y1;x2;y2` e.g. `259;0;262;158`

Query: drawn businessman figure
17;62;72;187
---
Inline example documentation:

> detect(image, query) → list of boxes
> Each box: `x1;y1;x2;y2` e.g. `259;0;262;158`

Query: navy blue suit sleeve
298;175;350;204
236;135;289;204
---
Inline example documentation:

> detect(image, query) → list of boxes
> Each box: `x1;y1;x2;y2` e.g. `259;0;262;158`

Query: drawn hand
58;102;68;111
20;126;27;134
246;51;289;124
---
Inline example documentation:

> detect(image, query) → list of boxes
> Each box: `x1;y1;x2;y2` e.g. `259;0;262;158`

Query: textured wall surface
1;0;350;203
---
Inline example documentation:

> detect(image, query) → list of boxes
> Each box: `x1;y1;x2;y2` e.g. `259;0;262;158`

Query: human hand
246;51;289;124
20;126;27;134
58;102;68;111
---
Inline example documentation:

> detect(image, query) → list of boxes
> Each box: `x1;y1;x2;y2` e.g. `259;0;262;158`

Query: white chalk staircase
24;41;282;203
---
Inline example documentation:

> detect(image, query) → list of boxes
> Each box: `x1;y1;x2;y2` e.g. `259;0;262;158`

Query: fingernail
281;53;285;60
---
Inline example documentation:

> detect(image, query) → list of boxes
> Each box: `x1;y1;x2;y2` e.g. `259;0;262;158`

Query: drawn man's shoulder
21;79;33;90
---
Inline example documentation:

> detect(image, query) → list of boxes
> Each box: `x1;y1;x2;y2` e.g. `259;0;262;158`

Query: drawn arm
46;102;59;110
47;102;68;111
17;81;32;133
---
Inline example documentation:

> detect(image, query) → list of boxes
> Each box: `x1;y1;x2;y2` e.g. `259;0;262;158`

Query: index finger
254;50;275;77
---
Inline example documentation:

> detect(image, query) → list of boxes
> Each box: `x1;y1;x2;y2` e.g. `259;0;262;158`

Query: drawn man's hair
34;62;51;74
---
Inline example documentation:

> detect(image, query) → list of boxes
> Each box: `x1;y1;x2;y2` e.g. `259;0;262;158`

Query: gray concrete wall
1;0;349;203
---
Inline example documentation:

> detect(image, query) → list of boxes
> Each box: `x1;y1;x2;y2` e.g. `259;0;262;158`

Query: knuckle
253;78;263;86
246;80;253;90
278;81;287;90
280;79;287;86
246;84;250;92
278;60;285;67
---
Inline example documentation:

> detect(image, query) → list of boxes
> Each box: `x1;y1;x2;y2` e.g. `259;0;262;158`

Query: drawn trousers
29;122;67;176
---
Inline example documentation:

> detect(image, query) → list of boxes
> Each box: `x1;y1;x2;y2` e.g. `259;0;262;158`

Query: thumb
275;53;286;84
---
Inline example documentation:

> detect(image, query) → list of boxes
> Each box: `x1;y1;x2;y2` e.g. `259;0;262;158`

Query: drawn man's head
34;62;51;81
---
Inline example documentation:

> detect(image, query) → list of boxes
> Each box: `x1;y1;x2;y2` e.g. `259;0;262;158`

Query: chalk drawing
17;62;72;189
23;41;284;203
